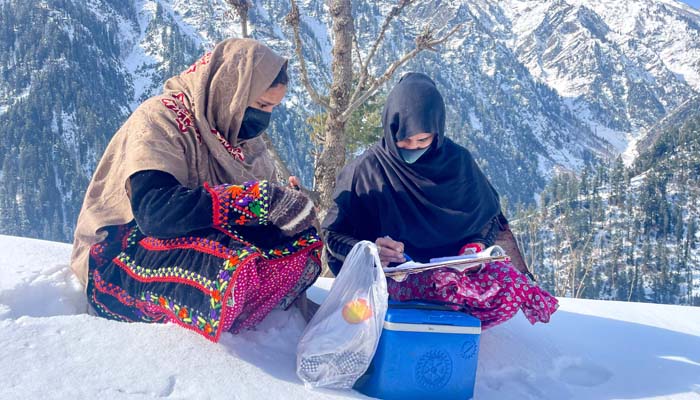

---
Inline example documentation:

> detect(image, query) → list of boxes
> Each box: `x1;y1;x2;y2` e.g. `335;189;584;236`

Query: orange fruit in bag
342;299;373;324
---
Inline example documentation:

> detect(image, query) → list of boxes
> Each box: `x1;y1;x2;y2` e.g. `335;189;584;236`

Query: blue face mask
398;146;430;164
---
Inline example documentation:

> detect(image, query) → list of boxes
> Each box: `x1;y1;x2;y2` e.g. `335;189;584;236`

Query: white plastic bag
296;241;388;389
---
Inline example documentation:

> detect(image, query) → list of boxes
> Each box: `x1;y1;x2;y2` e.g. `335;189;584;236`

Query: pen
384;235;412;262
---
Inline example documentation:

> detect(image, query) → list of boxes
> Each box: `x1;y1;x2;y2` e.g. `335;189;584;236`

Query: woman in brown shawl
71;39;322;342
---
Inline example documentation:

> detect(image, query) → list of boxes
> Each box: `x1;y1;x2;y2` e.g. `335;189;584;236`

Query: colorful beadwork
207;180;271;231
87;181;323;342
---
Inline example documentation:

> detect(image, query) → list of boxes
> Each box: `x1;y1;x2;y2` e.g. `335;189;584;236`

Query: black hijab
323;73;501;261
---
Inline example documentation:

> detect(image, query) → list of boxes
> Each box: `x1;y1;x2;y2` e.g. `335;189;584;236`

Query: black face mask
237;107;271;140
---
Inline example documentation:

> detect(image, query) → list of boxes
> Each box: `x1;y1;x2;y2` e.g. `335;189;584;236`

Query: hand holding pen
374;235;407;267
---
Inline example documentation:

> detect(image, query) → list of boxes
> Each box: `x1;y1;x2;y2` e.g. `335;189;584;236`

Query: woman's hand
288;175;301;190
375;236;406;267
459;242;485;255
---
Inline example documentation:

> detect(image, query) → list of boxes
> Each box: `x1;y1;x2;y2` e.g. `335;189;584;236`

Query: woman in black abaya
321;73;557;329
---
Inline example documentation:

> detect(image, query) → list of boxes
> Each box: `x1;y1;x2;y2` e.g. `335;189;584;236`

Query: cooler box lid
384;301;481;334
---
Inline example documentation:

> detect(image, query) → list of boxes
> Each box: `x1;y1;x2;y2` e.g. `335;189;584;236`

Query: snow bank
1;235;699;399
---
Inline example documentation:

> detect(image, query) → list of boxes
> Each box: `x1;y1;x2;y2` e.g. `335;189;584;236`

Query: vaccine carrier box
354;302;481;400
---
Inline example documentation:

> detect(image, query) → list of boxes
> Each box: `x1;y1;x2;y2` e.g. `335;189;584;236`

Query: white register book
383;245;508;281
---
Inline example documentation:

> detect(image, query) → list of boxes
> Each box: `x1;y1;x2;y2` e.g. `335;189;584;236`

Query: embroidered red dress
87;180;322;342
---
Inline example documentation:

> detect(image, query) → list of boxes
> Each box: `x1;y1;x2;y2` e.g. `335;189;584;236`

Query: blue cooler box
354;303;481;400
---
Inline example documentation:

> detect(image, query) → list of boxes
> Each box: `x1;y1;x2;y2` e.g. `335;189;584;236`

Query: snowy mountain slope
0;0;136;241
1;0;699;242
1;235;699;399
510;111;700;306
108;0;700;169
636;95;700;155
504;0;700;156
568;0;700;91
103;0;700;197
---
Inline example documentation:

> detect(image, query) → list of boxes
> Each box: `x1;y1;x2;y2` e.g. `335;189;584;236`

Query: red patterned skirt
87;222;322;342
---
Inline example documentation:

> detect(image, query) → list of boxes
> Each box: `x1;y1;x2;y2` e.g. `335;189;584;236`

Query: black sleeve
129;170;214;238
458;213;505;249
321;188;361;275
476;215;503;248
324;230;359;275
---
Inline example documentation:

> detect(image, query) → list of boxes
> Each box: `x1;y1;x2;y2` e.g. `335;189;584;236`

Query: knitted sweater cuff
268;186;316;236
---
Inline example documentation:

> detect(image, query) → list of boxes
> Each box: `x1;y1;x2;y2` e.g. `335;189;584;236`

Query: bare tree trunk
553;260;560;297
575;254;593;298
240;12;248;38
570;253;577;298
313;0;353;217
628;262;638;302
227;0;250;38
685;235;692;305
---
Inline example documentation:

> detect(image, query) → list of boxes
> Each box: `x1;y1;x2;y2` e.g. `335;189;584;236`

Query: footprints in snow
105;375;177;398
554;358;612;387
481;356;612;400
0;263;86;320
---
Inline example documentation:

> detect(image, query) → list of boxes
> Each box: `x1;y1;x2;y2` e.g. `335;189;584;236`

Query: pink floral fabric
387;261;558;329
221;246;321;333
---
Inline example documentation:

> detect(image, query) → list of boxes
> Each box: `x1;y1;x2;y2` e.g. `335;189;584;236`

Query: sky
681;0;700;8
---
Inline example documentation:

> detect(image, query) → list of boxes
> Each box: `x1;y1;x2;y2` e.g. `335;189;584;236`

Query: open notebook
383;245;508;281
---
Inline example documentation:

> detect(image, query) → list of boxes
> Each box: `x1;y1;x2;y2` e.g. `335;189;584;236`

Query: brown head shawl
70;38;287;286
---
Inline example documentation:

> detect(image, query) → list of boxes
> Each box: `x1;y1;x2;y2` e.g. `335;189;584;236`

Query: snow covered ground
1;234;699;399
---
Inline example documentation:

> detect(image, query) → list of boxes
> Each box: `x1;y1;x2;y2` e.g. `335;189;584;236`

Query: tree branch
352;28;366;77
340;22;464;122
285;0;331;110
349;0;413;106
